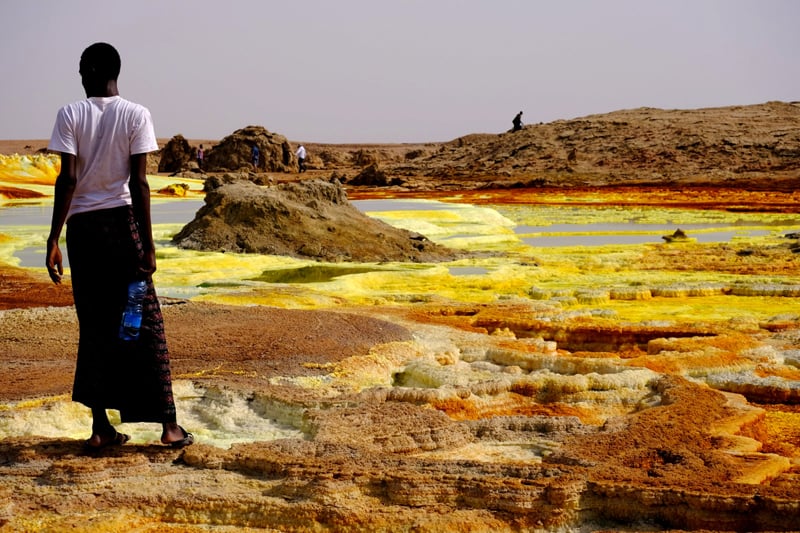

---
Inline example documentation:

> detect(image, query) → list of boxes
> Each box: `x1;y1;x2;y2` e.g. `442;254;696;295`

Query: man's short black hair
80;42;121;81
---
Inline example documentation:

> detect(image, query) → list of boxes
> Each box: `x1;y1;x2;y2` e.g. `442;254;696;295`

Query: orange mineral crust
352;186;800;214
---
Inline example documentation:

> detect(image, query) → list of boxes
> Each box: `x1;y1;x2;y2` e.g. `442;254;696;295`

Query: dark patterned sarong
66;205;176;423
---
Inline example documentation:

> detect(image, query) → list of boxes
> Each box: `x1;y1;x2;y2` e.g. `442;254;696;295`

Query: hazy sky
1;0;797;143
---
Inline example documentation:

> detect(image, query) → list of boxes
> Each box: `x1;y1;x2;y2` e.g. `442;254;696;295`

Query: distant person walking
296;144;307;173
251;144;260;171
512;111;523;132
196;144;204;170
45;42;193;450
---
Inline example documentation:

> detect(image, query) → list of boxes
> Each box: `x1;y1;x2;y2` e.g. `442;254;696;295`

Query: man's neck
86;80;119;98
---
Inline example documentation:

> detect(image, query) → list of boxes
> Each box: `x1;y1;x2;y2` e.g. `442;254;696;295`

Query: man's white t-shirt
296;145;306;159
48;96;159;219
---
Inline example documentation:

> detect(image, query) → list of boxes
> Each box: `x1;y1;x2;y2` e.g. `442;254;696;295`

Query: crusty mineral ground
1;237;799;531
1;103;799;531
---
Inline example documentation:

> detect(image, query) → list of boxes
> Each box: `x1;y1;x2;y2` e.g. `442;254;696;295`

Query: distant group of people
197;112;527;174
198;142;306;173
249;143;307;173
199;108;522;173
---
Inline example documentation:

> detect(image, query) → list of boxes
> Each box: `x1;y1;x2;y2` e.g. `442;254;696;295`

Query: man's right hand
46;239;63;284
137;247;157;278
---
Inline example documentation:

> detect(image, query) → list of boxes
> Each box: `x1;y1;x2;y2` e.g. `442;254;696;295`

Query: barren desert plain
1;102;799;532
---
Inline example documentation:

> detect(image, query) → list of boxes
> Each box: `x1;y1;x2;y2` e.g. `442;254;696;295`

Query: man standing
196;144;204;170
296;144;307;173
46;42;193;450
512;111;523;132
251;144;260;171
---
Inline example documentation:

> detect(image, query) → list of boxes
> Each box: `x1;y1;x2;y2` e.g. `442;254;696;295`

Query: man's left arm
129;153;156;277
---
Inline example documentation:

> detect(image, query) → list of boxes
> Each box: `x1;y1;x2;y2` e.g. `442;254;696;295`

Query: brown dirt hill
171;178;460;263
309;101;800;191
384;102;800;190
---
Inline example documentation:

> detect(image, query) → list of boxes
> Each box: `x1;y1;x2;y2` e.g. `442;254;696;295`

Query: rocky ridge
310;101;800;191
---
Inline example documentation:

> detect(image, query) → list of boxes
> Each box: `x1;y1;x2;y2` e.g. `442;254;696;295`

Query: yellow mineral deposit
1;153;799;531
0;153;58;185
0;153;204;205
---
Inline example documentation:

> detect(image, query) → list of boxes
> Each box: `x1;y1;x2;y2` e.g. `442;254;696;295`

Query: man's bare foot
161;423;194;448
85;430;130;450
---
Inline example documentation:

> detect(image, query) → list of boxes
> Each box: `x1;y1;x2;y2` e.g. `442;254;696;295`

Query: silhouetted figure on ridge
512;111;523;132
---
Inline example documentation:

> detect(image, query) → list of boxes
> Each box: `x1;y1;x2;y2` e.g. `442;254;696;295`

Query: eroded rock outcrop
158;134;195;173
171;178;459;262
345;163;404;187
204;125;295;172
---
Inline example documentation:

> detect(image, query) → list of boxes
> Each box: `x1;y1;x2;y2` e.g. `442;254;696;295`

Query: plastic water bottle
119;280;147;341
